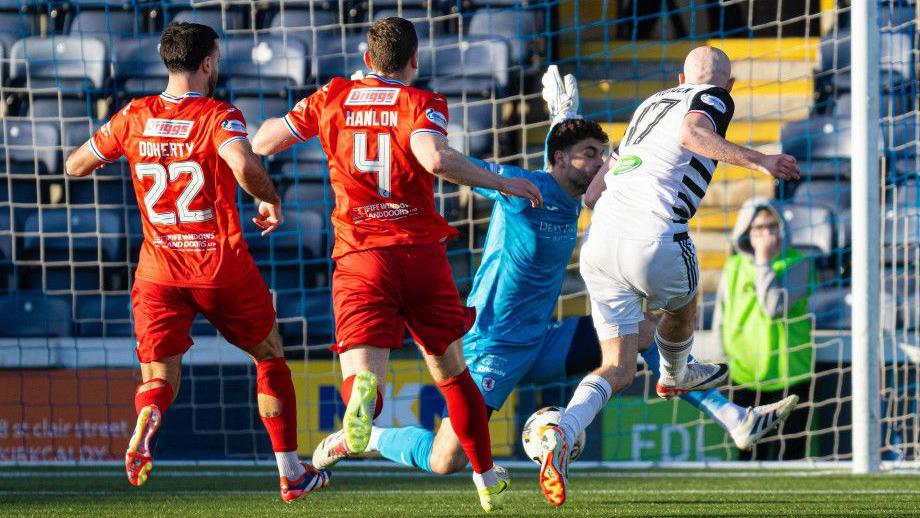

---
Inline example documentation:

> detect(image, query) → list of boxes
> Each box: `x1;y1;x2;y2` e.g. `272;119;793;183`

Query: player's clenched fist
756;153;801;181
253;200;283;236
499;176;544;208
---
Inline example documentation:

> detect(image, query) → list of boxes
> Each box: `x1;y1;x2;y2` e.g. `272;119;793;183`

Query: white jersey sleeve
591;83;735;240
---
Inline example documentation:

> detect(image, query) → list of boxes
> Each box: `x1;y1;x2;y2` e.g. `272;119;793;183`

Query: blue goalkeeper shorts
464;317;581;411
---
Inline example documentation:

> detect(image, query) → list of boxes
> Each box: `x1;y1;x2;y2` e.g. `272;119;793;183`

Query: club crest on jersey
143;118;194;138
700;93;726;113
221;119;247;134
425;108;448;130
344;88;400;106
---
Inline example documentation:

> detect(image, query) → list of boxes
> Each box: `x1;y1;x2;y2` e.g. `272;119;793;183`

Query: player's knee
136;379;170;394
429;449;468;475
597;362;636;394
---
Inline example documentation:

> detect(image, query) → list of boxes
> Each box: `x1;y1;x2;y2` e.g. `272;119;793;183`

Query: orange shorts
131;271;275;363
331;242;475;356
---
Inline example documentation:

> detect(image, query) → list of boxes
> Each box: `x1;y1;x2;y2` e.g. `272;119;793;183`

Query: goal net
0;0;916;468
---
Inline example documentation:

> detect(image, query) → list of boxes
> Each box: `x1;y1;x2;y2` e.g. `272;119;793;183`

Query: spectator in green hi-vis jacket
713;196;816;460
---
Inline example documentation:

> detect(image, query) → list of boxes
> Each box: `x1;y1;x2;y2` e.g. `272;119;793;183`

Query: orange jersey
91;92;257;287
284;74;458;259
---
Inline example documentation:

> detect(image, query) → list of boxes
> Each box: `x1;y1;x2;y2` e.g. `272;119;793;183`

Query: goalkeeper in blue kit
311;66;798;476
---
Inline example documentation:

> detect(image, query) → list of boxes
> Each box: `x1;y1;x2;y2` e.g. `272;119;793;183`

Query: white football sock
367;426;384;452
656;331;693;383
558;374;613;448
275;451;305;479
712;402;747;431
472;468;498;490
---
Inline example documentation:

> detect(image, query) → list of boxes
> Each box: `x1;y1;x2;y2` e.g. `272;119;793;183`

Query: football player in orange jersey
252;17;542;512
64;22;329;502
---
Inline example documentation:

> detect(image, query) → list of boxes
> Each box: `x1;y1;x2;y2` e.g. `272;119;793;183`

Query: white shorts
580;232;699;340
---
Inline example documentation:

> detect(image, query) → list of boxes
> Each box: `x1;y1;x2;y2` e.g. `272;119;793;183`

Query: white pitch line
1;489;920;497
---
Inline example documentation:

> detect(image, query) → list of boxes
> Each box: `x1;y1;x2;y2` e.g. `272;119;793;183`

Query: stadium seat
276;289;334;341
792;180;852;210
312;33;368;82
883;206;920;265
170;8;244;33
272;138;329;180
220;37;308;95
0;9;38;55
231;95;290;128
468;7;537;66
3;120;61;174
281;180;332;213
446;97;494;156
26;97;93;119
424;36;510;96
66;8;143;44
0;209;12;261
267;7;339;50
372;8;436;39
0;292;73;337
777;202;835;259
9;36;107;91
21;207;124;263
74;292;132;337
816;28;914;98
809;285;852;329
113;35;169;96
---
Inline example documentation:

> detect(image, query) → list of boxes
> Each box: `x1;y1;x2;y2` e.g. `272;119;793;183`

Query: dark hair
546;119;609;166
366;17;418;73
159;22;220;73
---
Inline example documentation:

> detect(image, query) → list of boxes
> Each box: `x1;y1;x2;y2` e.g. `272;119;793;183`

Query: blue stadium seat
446;98;494;156
776;202;835;259
272;138;329;180
9;36;107;91
0;292;73;337
792;180;852;210
26;97;93;118
268;207;325;259
468;7;537;66
3;120;61;174
67;8;143;44
66;175;130;206
221;37;308;95
281;180;332;213
170;8;244;33
267;7;339;50
810;285;851;329
276;289;334;341
312;33;367;82
0;9;38;56
0;209;12;261
424;36;510;96
74;292;132;337
816;28;915;95
113;35;168;96
21;207;125;262
883;206;920;265
372;8;435;39
231;95;290;128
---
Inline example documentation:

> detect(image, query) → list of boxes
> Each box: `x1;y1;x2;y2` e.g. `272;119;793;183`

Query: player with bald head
535;46;802;507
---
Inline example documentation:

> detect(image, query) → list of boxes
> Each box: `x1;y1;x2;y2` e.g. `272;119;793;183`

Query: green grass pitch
2;465;919;517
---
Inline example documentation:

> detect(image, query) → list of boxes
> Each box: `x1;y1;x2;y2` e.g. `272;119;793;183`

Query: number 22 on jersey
135;161;214;225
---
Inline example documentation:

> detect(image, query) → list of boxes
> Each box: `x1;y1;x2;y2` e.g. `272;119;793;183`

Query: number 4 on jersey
354;132;392;198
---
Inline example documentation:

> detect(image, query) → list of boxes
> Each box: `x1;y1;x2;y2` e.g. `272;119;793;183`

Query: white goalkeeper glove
350;69;366;80
541;65;580;125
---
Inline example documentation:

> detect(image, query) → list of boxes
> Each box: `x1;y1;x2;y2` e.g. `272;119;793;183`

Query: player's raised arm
679;113;800;181
410;131;543;208
65;109;126;177
251;117;300;156
219;138;283;235
252;87;326;157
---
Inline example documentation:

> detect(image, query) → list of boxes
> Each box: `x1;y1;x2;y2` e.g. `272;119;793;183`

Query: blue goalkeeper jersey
464;158;581;347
